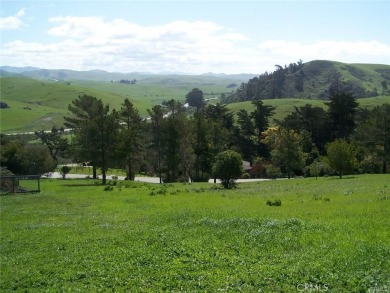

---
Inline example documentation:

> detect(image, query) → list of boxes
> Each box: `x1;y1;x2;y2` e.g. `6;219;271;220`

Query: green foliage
241;172;250;179
307;158;330;178
266;199;282;206
0;175;389;291
326;139;357;178
64;94;120;185
117;98;145;181
103;185;114;191
35;128;69;161
185;88;205;109
212;150;243;189
0;137;56;175
353;104;390;174
325;78;359;139
0;74;239;133
60;165;71;179
263;128;305;179
223;60;390;103
278;104;330;153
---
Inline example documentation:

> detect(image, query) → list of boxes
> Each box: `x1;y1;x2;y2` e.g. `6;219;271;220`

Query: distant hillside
222;60;390;103
0;66;40;74
0;73;245;133
226;96;390;125
1;61;389;133
0;66;255;82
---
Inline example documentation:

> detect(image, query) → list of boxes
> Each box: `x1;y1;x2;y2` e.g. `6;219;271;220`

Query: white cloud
3;16;251;73
1;15;389;73
0;8;26;30
256;40;390;67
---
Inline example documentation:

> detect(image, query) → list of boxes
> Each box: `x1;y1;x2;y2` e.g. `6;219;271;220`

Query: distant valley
0;60;389;133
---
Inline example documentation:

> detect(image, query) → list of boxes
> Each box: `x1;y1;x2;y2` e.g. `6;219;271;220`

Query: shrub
60;166;71;179
212;150;243;189
241;173;251;179
266;199;282;206
265;164;281;179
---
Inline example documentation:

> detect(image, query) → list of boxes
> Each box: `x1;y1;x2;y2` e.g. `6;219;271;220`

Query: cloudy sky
1;0;389;74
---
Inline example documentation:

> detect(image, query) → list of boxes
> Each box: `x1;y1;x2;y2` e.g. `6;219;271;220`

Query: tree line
222;60;387;103
1;79;389;186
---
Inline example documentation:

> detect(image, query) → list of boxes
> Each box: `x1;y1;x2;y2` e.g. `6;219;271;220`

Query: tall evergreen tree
278;104;330;153
147;105;165;183
234;109;256;162
354;104;390;173
162;100;188;182
65;95;119;184
192;109;211;181
117;98;144;180
326;77;359;139
64;94;101;178
250;99;275;158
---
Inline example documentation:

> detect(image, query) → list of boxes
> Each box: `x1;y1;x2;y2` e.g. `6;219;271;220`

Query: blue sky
1;0;389;74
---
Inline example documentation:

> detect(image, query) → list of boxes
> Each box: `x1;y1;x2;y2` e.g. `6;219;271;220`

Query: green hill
1;61;389;133
0;78;135;133
0;75;240;133
226;96;390;125
222;60;390;103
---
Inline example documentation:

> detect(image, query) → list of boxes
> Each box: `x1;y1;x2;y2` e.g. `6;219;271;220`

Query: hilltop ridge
222;60;390;103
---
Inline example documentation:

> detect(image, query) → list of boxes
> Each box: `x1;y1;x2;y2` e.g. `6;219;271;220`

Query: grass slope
227;96;390;124
1;175;389;291
302;61;390;99
0;76;236;133
0;77;152;132
223;61;390;103
1;68;389;133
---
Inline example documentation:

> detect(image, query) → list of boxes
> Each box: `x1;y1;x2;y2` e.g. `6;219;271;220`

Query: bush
60;166;71;179
212;150;243;189
241;173;251;179
266;199;282;206
265;164;281;179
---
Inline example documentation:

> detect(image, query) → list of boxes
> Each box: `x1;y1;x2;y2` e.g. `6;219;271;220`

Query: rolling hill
0;73;245;133
1;61;389;133
222;60;390;103
226;96;390;125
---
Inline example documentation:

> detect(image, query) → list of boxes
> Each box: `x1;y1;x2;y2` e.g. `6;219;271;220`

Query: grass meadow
0;76;235;133
1;174;389;292
1;75;389;133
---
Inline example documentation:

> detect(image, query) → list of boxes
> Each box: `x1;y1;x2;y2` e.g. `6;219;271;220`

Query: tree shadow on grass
60;179;101;187
328;176;357;180
62;183;100;187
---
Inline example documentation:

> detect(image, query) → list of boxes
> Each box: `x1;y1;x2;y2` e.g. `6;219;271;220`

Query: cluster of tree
0;135;57;175
1;82;389;186
222;61;304;103
222;60;385;103
119;79;137;84
267;82;390;178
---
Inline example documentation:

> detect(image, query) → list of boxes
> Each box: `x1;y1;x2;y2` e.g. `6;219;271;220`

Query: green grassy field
0;76;235;133
1;175;389;292
1;74;389;133
227;96;390;124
